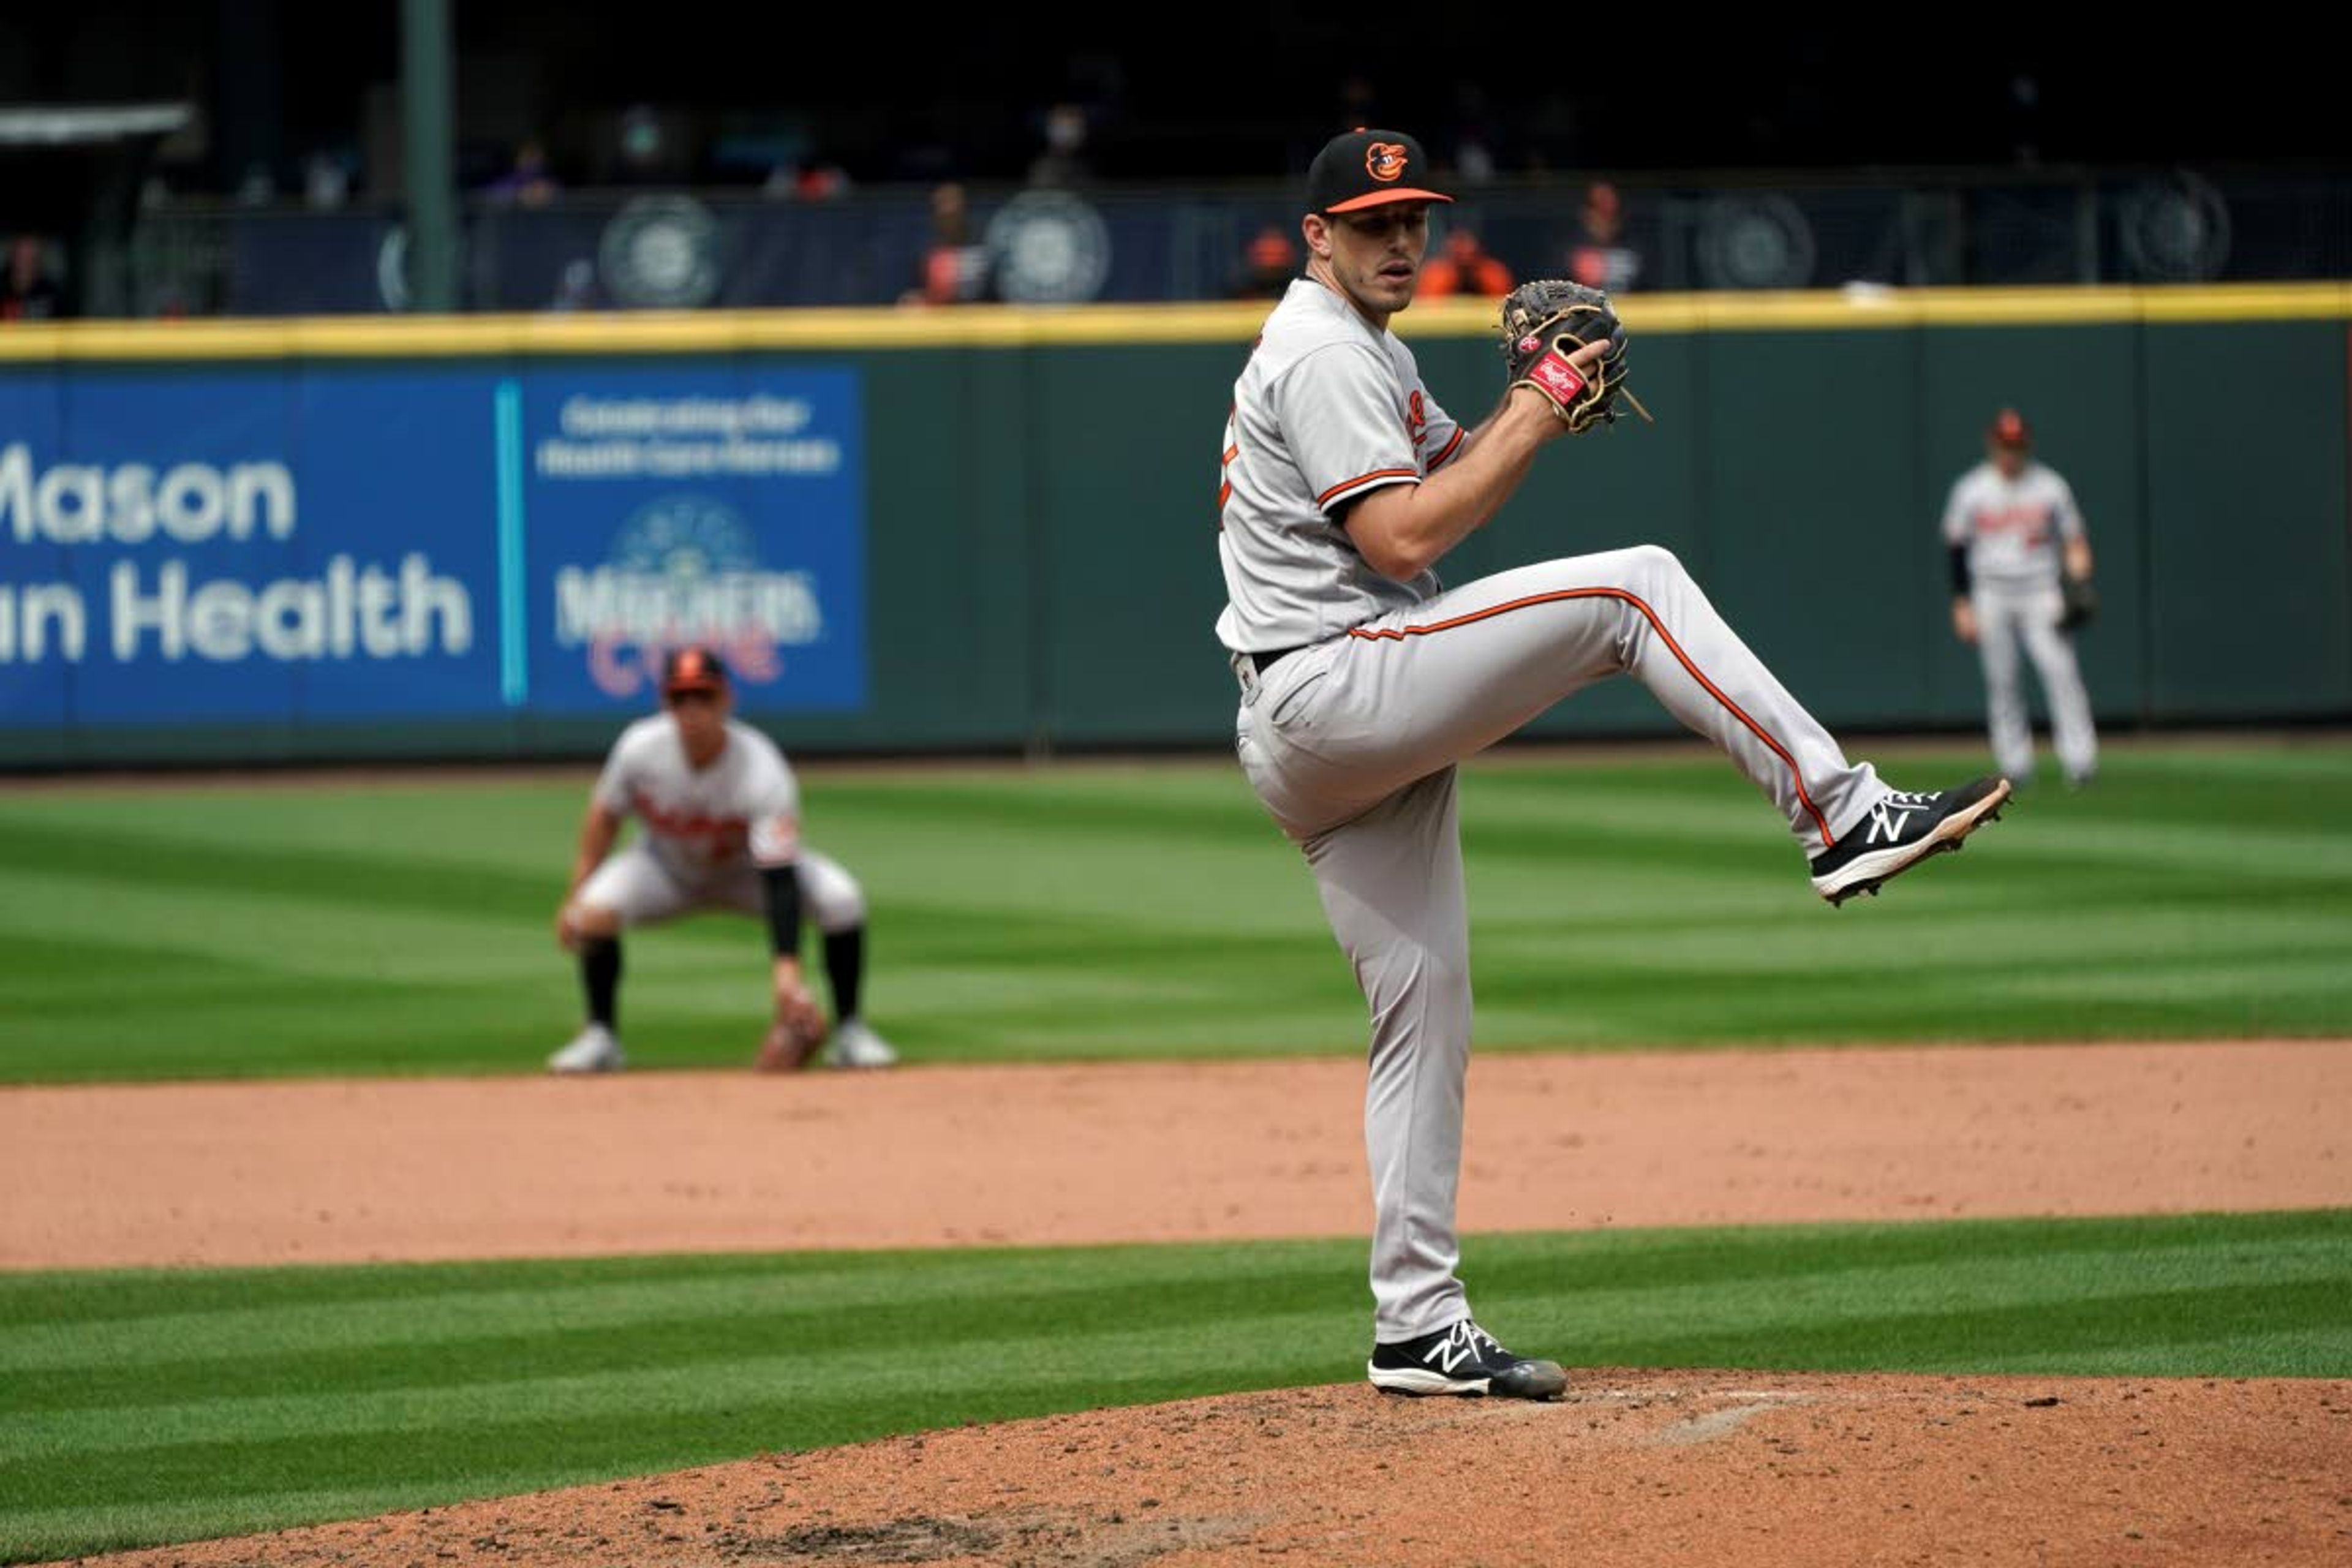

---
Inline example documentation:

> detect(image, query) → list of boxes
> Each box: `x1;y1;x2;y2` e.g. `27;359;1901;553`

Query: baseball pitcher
1943;407;2100;790
1216;128;2011;1400
549;645;897;1074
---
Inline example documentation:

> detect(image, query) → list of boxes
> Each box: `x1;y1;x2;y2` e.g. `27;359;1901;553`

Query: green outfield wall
0;285;2343;767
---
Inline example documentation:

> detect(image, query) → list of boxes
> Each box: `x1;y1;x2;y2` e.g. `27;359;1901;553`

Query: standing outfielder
1216;129;2011;1400
549;646;898;1074
1943;407;2100;790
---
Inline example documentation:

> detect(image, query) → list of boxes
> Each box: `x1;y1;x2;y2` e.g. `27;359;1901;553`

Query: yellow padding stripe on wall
1;282;2345;361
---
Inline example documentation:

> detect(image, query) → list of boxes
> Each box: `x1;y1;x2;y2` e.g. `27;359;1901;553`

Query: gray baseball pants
577;845;868;932
1972;579;2097;784
1232;546;1888;1341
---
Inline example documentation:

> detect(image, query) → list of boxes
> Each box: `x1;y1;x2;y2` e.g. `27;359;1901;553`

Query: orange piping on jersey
1315;467;1420;508
1425;427;1466;469
629;790;755;858
1346;588;1838;849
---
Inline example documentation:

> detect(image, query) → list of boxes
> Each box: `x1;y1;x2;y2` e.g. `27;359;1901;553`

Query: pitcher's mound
63;1370;2352;1567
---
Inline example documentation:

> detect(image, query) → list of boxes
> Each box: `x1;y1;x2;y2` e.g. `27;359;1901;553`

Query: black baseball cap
1307;128;1454;215
661;644;729;696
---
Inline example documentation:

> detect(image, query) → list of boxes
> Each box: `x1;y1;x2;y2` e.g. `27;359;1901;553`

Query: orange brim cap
1325;187;1455;213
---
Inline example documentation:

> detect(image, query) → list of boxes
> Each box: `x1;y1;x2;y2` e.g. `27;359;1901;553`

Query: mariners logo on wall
552;494;824;698
1697;195;1817;290
600;195;724;309
2119;173;2231;282
985;190;1112;304
375;224;411;311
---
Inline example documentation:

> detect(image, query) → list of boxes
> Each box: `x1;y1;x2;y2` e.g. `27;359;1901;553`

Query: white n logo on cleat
1864;801;1921;845
1428;1340;1473;1374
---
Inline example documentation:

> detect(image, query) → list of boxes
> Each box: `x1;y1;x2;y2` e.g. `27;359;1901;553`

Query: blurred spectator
2007;70;2044;167
548;258;606;312
765;158;851;200
1416;227;1513;300
148;281;202;321
1;236;67;322
1444;83;1503;186
606;105;693;184
900;182;993;306
619;107;662;175
1027;102;1095;189
304;151;353;209
1229;224;1297;300
488;140;561;207
1334;74;1379;133
1566;180;1645;293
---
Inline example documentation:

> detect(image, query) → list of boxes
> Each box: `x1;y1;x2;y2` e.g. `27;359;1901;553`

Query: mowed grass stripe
18;1279;2340;1488
0;812;562;915
2;741;2348;1082
2;1306;1357;1464
0;867;545;985
0;1243;1334;1346
0;1254;1344;1382
7;1224;2346;1424
1469;898;2348;968
0;1210;2345;1560
0;786;581;875
1460;788;2352;885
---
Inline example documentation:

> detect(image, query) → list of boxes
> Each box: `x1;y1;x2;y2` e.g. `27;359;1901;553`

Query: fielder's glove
753;989;831;1072
2059;574;2098;631
1498;279;1652;434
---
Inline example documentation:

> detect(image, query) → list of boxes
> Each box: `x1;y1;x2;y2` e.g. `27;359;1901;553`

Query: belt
1252;646;1305;674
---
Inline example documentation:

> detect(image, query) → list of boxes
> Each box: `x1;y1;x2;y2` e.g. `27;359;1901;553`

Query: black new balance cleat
1808;777;2013;907
1368;1318;1568;1400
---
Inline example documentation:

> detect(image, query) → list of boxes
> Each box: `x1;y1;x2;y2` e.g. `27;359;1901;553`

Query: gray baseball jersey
1219;276;1896;1344
1942;460;2084;587
1215;279;1464;654
592;715;802;881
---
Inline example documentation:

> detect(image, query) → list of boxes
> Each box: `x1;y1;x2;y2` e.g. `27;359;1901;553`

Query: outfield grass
1;1208;2345;1561
1;737;2347;1082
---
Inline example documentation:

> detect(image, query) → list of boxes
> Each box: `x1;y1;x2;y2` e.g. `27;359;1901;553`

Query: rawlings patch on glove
1499;279;1653;434
753;988;831;1073
2059;574;2098;631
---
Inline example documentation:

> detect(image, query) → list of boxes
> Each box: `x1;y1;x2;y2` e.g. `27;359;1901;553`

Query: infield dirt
12;1039;2351;1567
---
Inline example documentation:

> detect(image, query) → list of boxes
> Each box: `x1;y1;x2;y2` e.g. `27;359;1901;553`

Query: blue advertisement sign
0;365;496;726
0;372;68;730
508;363;865;713
0;361;867;732
290;365;502;718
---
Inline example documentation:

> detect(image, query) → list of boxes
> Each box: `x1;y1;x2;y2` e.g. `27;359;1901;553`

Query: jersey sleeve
1939;476;1973;546
590;732;638;817
1420;388;1466;472
744;748;804;869
1275;344;1422;516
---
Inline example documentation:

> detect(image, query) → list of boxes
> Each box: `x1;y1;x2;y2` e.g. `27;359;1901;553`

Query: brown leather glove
753;989;830;1072
1498;278;1650;432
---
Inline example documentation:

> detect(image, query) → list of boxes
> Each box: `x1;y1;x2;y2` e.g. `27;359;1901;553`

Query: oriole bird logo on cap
663;644;728;693
1365;143;1409;183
